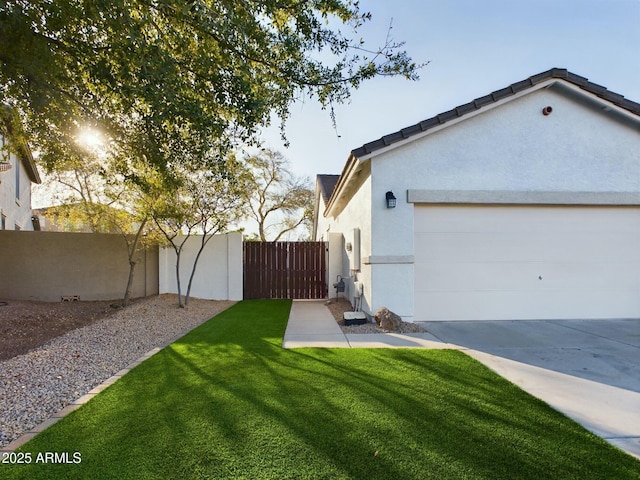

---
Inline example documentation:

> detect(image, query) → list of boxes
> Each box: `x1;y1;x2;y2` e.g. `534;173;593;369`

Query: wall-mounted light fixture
385;191;397;209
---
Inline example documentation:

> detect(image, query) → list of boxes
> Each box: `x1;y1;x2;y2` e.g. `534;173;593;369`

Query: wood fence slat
294;242;301;299
297;243;302;298
278;242;287;298
289;242;297;298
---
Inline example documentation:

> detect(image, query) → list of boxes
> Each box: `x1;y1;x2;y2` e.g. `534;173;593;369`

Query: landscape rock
374;307;402;332
0;295;234;449
329;298;428;334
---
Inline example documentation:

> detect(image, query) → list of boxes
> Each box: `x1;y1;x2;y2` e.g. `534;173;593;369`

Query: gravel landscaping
325;297;425;334
0;295;234;449
0;299;116;361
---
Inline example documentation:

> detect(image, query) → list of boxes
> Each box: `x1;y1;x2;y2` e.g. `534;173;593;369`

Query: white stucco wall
159;232;243;301
317;174;373;311
314;195;331;242
0;146;35;230
371;86;640;256
369;162;415;319
355;84;639;321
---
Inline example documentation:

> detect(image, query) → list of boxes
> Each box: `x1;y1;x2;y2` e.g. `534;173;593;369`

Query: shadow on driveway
419;318;640;459
421;318;640;393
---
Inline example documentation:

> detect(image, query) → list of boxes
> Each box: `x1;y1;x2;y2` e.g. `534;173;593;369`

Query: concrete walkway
282;300;451;349
466;349;640;459
283;300;640;460
282;300;350;348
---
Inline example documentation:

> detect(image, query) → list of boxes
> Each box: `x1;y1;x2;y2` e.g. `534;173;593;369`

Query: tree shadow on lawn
123;330;639;479
4;300;639;480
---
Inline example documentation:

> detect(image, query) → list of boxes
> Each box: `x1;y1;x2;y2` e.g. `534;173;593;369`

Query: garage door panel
416;232;555;262
415;261;639;292
415;231;639;263
414;205;640;321
415;206;640;234
414;290;640;321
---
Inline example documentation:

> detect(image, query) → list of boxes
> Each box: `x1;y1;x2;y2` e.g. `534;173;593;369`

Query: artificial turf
2;299;639;479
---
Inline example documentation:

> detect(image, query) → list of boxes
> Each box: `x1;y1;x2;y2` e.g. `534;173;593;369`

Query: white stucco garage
413;205;640;320
314;68;640;322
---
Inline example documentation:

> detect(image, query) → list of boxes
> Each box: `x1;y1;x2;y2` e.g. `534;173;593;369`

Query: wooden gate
243;242;327;299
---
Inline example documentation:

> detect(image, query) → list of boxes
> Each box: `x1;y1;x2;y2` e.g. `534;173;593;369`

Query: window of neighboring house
15;223;21;231
1;213;6;230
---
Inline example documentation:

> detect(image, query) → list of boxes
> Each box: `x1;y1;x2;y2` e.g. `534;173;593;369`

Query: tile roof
316;174;340;204
351;68;640;159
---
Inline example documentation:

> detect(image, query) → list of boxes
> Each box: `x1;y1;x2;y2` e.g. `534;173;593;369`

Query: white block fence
159;232;243;301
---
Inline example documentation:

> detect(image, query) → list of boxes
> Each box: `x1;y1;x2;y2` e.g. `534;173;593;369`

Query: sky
259;0;640;181
31;0;640;238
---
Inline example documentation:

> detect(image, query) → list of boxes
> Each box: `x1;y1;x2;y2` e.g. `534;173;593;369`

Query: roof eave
325;68;640;218
1;105;41;184
550;80;640;124
323;152;359;218
350;68;640;162
357;78;559;162
20;144;41;184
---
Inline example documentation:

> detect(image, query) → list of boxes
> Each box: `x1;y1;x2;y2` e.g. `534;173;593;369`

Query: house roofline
18;142;41;184
351;68;640;160
323;152;358;217
316;174;340;204
314;174;340;237
1;105;41;184
322;68;640;217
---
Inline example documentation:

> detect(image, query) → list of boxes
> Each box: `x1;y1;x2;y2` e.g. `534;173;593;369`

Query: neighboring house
0;111;41;231
314;68;640;322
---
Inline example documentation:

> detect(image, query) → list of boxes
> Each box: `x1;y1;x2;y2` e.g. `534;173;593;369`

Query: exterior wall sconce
385;191;397;208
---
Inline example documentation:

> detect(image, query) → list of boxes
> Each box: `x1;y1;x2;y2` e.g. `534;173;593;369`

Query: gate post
228;232;243;300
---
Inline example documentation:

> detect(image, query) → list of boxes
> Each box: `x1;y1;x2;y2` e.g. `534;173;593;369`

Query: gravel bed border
0;295;234;449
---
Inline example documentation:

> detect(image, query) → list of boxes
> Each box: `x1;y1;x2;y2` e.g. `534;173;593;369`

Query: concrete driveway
421;319;640;459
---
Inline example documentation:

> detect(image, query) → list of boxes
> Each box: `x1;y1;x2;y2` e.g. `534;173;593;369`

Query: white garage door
414;205;640;321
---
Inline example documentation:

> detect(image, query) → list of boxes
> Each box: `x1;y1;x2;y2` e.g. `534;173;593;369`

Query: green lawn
2;299;638;479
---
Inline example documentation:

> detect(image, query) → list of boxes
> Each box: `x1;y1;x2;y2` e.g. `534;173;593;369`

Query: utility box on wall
328;232;345;297
350;227;361;272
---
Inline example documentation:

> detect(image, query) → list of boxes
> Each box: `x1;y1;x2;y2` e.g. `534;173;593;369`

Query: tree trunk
123;259;138;307
123;217;148;307
184;234;214;306
175;247;184;308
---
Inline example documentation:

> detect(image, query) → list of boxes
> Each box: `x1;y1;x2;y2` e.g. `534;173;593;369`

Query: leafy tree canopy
0;0;421;175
